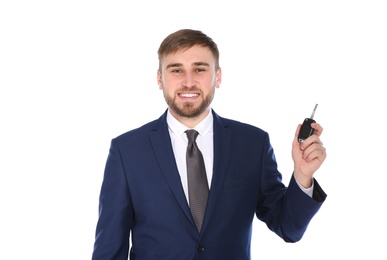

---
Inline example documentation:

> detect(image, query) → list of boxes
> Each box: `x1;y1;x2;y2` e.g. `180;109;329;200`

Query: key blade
310;104;318;119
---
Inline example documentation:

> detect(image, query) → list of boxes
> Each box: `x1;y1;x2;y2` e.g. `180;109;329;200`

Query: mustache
178;87;202;92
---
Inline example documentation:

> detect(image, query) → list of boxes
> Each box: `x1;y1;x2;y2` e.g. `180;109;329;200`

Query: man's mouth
179;93;199;98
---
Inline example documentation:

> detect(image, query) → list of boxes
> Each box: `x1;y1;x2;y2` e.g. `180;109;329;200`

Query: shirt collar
167;108;213;136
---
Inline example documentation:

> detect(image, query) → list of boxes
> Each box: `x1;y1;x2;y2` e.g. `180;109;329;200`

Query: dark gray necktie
185;129;209;232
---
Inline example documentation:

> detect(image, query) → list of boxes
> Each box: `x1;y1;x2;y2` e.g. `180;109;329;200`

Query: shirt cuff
295;178;314;198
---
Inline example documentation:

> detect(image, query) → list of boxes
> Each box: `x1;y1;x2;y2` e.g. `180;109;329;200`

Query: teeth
181;93;198;97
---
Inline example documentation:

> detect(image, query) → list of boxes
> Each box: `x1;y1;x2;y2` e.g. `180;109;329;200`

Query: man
92;29;327;260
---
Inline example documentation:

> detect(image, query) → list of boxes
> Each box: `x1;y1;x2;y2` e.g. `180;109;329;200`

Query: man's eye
172;69;182;73
196;68;205;72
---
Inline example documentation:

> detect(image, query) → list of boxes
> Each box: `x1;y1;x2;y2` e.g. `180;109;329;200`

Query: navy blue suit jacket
92;110;326;260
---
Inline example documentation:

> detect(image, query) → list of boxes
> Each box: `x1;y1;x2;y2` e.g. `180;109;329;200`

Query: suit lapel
201;111;232;232
148;112;195;226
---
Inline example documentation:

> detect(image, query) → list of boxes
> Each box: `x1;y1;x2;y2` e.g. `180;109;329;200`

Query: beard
163;88;215;118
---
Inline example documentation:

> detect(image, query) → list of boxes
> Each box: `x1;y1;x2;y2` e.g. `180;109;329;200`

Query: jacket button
197;245;205;252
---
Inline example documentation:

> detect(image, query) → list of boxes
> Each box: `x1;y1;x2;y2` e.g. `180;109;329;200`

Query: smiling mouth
179;93;199;98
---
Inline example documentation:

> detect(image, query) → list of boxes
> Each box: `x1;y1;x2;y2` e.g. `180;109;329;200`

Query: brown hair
157;29;220;71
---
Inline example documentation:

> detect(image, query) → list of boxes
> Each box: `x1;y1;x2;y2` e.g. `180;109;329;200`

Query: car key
298;104;318;143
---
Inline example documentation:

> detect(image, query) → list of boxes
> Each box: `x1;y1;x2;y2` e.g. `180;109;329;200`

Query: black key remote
298;104;318;143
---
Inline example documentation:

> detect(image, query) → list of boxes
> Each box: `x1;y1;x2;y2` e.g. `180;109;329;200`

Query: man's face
157;45;222;120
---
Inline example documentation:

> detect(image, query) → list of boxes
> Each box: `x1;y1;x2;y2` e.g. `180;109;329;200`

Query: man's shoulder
214;112;268;136
114;112;168;143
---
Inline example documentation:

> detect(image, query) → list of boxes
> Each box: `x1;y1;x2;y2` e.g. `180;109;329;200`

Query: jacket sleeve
256;133;327;242
92;139;132;260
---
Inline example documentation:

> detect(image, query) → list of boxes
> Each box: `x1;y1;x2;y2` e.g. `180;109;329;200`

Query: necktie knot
186;129;199;144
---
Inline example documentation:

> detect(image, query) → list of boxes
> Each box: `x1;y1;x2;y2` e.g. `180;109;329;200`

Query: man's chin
174;106;206;118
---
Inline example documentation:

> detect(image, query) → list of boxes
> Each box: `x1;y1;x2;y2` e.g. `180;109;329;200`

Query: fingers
310;122;323;137
292;123;327;180
294;122;326;161
301;141;327;162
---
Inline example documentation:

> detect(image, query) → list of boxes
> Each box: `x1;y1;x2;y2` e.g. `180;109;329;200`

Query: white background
1;1;386;259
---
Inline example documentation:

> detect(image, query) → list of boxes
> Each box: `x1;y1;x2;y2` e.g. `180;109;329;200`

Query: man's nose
182;72;196;88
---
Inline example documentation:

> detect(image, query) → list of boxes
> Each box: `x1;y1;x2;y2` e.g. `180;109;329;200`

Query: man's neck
169;108;211;129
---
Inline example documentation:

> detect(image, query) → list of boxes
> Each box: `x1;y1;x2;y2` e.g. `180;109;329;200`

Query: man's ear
157;70;163;90
215;67;222;89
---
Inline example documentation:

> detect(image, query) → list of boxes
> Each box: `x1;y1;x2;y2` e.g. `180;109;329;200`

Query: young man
92;29;327;260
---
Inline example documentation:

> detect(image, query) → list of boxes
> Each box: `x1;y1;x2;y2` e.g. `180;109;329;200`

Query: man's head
157;29;222;126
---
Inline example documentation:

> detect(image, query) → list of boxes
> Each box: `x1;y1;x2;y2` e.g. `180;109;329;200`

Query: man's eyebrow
165;62;210;69
193;62;210;67
166;63;182;69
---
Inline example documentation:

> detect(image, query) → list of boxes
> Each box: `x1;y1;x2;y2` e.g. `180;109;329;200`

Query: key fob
297;104;318;143
298;118;316;142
